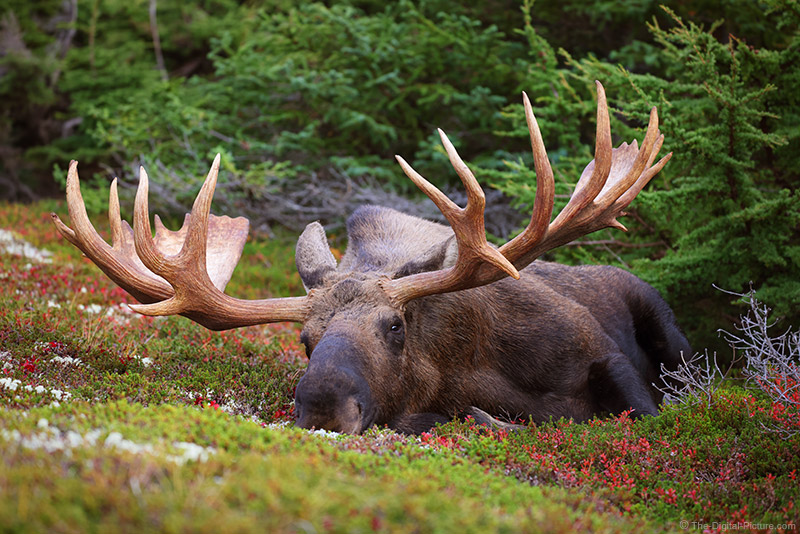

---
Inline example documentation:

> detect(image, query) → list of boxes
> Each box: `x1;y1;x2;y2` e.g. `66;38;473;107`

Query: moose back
52;82;689;434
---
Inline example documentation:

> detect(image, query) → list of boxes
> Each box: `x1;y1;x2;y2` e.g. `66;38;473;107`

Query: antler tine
523;91;555;241
437;128;486;214
596;106;660;207
394;155;460;219
435;130;518;279
54;161;102;250
128;164;182;317
499;92;555;261
181;153;219;260
395;131;519;282
50;163;81;245
615;135;671;210
108;178;125;248
51;213;77;245
550;81;613;230
132;165;169;276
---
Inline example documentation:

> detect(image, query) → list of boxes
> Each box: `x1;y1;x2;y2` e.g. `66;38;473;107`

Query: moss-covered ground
1;201;797;533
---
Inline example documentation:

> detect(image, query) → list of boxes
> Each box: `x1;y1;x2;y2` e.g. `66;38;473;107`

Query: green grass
1;200;798;533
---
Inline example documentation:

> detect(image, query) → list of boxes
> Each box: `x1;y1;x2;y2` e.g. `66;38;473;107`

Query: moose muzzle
293;334;376;434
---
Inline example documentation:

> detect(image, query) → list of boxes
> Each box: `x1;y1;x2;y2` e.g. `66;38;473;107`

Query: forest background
2;0;799;352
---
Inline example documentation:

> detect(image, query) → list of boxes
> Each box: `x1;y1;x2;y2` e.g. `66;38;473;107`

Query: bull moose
52;82;689;434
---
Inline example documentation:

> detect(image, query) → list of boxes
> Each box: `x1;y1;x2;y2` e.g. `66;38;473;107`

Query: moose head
52;82;686;434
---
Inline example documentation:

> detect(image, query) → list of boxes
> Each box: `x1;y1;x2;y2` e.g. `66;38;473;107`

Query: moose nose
294;386;363;434
293;335;374;434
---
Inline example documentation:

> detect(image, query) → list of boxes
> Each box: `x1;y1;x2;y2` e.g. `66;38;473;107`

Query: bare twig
149;0;168;81
89;0;98;71
656;287;799;435
719;288;799;413
655;349;735;408
49;0;78;87
565;239;667;249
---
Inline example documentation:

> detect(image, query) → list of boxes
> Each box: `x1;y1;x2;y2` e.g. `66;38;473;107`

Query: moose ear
392;235;458;279
296;222;337;291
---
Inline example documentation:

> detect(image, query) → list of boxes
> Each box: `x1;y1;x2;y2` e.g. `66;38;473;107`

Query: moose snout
294;336;375;434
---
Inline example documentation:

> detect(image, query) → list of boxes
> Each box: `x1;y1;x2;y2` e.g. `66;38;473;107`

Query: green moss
0;401;643;533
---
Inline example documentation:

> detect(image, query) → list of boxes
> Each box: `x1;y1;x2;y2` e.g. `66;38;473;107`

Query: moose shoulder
52;81;689;435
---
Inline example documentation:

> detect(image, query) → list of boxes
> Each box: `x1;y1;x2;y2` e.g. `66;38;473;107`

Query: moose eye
387;319;404;336
382;317;405;351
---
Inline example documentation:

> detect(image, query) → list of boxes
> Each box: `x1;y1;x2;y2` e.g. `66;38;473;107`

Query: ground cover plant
1;203;798;533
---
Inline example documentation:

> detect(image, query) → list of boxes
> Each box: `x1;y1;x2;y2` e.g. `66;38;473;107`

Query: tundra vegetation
1;0;799;532
1;203;798;532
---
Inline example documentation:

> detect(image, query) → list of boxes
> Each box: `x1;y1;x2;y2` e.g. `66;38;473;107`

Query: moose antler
383;81;671;305
51;155;309;330
53;81;668;330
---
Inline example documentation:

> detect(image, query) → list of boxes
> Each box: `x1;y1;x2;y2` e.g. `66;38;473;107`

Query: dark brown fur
292;205;689;434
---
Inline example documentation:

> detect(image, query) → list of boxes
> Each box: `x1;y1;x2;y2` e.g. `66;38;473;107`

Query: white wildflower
169;442;215;464
0;377;21;391
51;356;83;366
131;355;153;367
0;230;52;263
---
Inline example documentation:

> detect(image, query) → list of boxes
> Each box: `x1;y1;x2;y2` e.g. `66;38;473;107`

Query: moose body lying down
53;82;689;434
